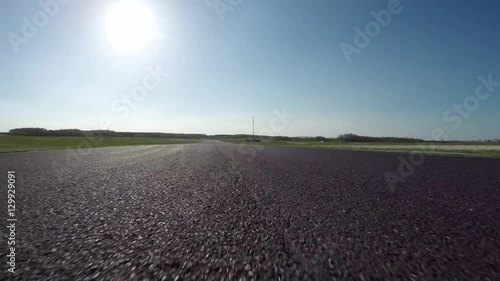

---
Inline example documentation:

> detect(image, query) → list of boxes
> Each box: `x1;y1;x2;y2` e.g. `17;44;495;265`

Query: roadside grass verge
221;139;500;157
0;134;199;153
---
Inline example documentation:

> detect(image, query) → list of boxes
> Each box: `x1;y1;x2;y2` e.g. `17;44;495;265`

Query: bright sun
106;1;158;52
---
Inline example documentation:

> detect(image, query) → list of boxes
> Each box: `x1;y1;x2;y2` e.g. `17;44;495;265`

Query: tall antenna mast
252;116;254;138
246;116;260;143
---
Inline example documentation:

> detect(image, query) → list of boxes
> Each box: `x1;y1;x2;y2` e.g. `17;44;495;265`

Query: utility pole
246;116;260;142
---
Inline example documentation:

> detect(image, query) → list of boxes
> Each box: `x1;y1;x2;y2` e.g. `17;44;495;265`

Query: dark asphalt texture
1;142;499;280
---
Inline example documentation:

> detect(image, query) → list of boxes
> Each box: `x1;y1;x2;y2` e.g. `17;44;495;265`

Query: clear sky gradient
1;0;499;140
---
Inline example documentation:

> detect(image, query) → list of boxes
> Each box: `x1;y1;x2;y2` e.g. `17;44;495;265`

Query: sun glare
106;1;158;52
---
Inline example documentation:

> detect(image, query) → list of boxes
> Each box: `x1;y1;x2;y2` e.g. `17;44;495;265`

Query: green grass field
223;139;500;157
2;134;499;157
0;135;199;153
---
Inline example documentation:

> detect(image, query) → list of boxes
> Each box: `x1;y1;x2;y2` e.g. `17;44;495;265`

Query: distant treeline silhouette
270;134;423;142
8;128;206;139
273;136;327;141
8;128;424;142
336;133;423;143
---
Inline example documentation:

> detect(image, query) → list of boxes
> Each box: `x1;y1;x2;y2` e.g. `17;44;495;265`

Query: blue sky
1;0;499;140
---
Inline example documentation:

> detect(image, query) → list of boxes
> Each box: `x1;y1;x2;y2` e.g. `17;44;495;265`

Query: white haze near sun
106;1;158;52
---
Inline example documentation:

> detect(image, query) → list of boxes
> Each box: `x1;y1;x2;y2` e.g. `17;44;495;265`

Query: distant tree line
273;136;328;141
336;133;423;143
8;128;207;139
273;136;292;141
9;128;87;136
5;128;434;143
270;134;423;142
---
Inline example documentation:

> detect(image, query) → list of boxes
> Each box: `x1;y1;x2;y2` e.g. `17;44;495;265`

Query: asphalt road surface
1;142;499;280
